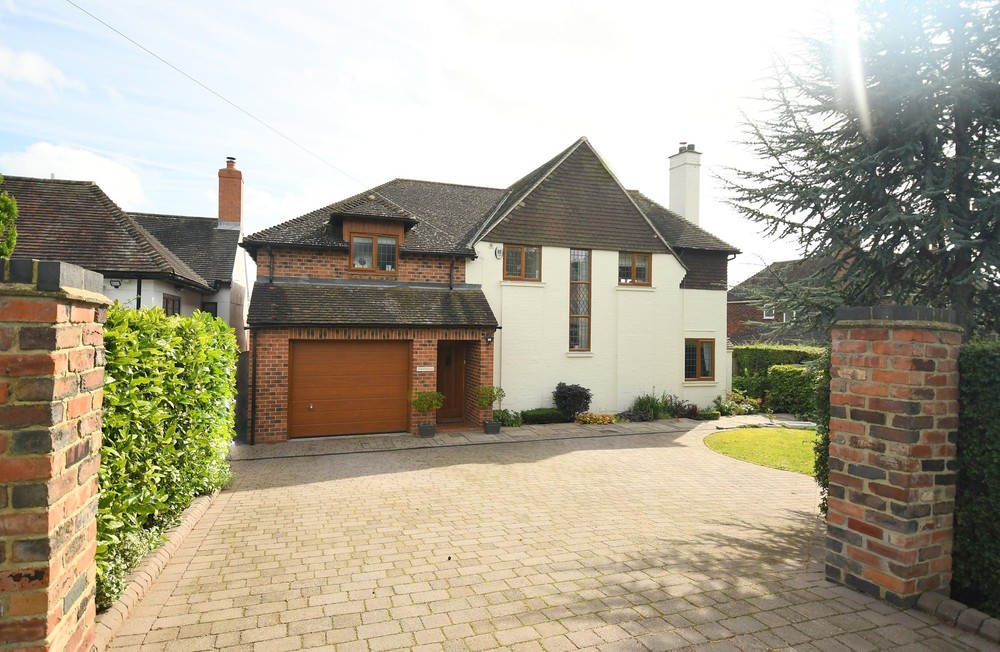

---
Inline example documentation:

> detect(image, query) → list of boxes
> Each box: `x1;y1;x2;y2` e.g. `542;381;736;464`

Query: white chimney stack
669;142;700;226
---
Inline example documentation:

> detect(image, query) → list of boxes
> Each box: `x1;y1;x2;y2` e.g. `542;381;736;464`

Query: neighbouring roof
248;282;498;328
728;257;832;302
243;138;739;258
1;176;212;291
129;212;240;285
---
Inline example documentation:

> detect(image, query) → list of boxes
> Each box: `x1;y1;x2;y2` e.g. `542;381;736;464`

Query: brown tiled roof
244;138;737;258
2;176;212;291
129;212;239;285
628;191;740;254
248;282;498;328
728;258;833;302
481;138;670;253
243;182;504;257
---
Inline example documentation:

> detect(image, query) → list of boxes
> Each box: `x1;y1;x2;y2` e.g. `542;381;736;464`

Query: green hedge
767;364;820;416
812;350;831;515
521;407;568;424
952;340;1000;616
97;304;237;609
733;344;824;377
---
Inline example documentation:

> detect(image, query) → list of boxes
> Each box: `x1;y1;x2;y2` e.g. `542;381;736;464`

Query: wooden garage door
289;340;410;438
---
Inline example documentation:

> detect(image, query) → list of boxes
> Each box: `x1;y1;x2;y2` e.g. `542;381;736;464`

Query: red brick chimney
218;156;243;225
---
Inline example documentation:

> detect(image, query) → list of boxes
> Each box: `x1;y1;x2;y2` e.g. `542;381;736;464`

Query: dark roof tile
629;191;740;254
1;175;212;290
129;212;239;284
248;282;498;328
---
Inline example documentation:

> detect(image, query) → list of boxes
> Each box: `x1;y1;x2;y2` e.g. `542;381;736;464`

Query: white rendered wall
468;242;728;414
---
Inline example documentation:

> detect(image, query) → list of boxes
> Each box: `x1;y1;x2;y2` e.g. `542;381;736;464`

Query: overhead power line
64;0;365;187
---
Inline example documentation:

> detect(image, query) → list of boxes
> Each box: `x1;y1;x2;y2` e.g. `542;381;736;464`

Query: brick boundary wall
826;305;962;608
0;259;109;652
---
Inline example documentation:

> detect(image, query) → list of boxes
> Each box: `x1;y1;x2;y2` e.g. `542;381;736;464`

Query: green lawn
704;427;818;475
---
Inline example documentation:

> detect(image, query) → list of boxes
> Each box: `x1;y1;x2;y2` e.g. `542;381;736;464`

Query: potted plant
412;390;445;437
476;385;506;434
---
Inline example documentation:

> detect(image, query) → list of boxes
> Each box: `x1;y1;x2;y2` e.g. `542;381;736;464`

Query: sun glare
830;0;872;138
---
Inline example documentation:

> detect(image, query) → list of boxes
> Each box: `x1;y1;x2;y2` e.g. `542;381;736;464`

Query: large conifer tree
727;0;1000;335
0;175;16;258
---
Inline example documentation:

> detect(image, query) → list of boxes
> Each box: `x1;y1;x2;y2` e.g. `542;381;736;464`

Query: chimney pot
687;143;696;151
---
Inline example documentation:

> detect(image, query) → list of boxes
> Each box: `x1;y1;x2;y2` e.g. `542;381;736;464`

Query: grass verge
704;427;818;475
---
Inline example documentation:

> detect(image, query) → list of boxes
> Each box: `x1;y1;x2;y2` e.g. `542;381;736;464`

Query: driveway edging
91;490;219;652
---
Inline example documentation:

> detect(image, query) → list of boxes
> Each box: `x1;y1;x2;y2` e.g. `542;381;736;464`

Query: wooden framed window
503;244;541;281
762;308;775;320
618;252;651;285
569;249;591;351
163;294;181;316
351;234;398;272
685;338;715;381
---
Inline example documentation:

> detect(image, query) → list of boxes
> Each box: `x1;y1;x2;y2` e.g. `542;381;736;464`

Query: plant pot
483;420;501;434
418;423;436;438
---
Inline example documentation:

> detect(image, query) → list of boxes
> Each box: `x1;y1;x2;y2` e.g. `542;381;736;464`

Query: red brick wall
218;159;243;224
0;260;107;652
727;301;760;338
825;305;962;607
257;248;467;285
250;326;494;443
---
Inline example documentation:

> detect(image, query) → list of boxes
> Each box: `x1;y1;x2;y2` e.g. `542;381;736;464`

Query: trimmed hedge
97;304;237;609
812;350;831;515
766;364;819;415
521;407;568;424
733;344;825;377
952;340;1000;616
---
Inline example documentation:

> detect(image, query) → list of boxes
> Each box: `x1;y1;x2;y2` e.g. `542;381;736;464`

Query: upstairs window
685;338;715;381
569;249;591;351
618;252;651;285
504;245;541;281
762;308;775;320
352;235;397;272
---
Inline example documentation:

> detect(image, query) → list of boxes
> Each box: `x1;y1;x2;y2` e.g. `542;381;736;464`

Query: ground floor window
163;294;181;316
201;302;218;317
685;338;714;380
569;249;591;350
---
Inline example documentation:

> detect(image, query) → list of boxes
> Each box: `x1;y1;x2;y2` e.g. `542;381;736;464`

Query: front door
436;342;466;422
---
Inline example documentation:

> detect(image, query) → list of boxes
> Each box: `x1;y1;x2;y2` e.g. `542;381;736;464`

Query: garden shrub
952;340;1000;617
695;409;721;420
766;364;820;415
553;382;592;419
492;408;523;427
521;407;568;424
661;393;695;418
733;344;825;377
575;412;616;425
97;304;237;609
712;389;760;416
629;392;665;420
615;409;655;422
812;350;831;514
731;374;769;402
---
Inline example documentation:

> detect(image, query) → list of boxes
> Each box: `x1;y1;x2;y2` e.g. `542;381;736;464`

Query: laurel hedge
952;340;1000;617
96;304;236;609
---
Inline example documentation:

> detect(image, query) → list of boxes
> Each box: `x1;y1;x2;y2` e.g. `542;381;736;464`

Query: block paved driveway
109;419;997;651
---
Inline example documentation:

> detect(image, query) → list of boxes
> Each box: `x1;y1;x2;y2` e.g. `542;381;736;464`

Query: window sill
617;284;655;291
566;351;593;358
683;379;718;385
501;280;546;287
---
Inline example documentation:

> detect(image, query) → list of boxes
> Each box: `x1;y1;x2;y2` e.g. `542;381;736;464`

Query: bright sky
0;0;833;285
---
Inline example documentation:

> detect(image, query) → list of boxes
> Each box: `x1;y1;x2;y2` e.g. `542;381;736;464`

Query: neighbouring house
2;159;251;349
727;257;830;345
242;138;738;443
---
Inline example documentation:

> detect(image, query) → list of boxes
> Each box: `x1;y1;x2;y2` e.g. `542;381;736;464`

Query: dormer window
351;235;397;272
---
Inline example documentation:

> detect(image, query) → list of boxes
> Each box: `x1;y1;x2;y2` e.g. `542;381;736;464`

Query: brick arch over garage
248;326;495;444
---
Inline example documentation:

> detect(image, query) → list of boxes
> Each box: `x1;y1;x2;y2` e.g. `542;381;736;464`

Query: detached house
243;138;738;443
2;159;251;349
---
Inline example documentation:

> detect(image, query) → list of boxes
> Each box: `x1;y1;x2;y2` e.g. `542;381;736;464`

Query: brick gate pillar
0;260;108;651
826;305;962;607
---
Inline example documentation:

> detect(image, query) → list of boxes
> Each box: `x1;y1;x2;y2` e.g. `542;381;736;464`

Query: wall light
109;279;122;289
484;334;494;345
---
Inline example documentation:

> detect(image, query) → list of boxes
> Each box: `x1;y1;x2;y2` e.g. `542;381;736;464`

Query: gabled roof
1;175;212;291
479;137;671;253
128;212;240;285
244;138;738;258
248;282;498;328
628;191;740;254
243;181;505;256
728;257;831;301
